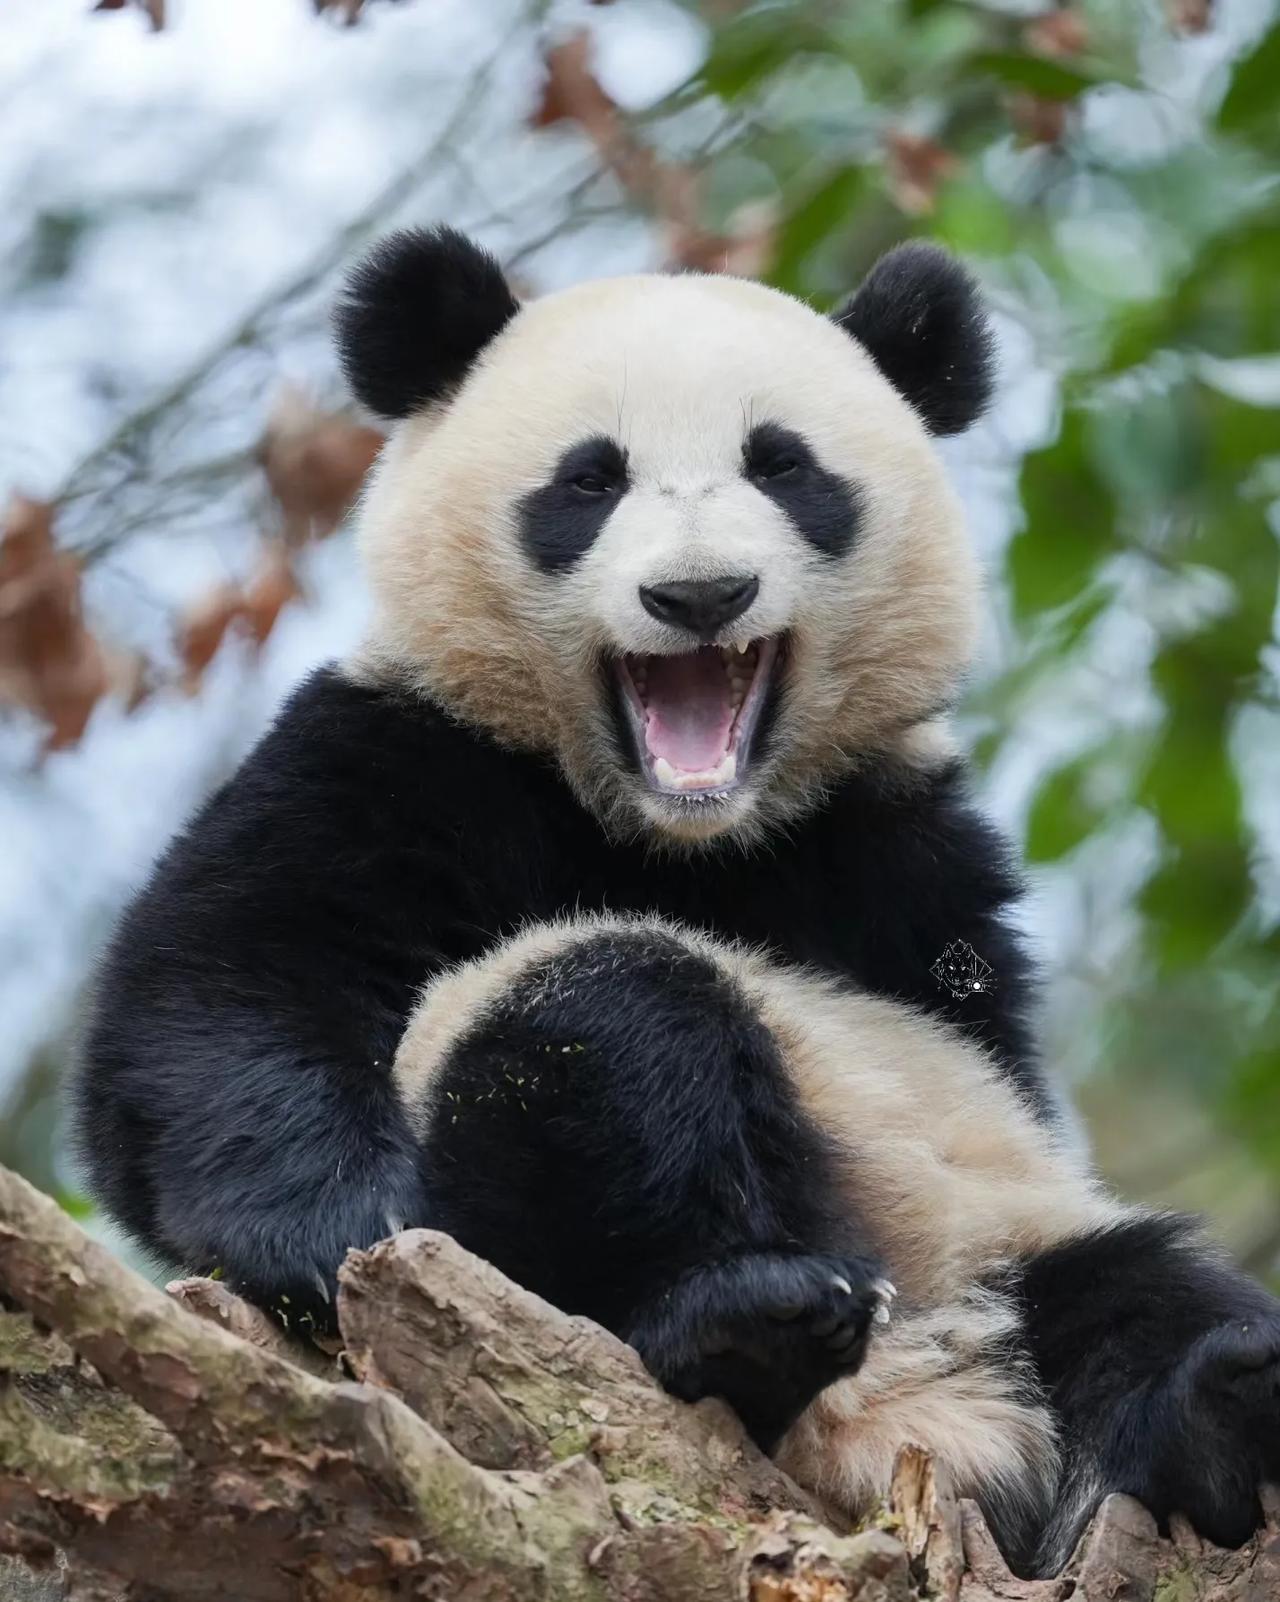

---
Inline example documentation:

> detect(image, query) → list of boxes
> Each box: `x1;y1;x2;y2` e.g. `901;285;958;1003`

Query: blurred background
1;0;1277;1280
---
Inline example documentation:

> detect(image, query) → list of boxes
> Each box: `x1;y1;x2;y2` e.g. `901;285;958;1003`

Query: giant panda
75;226;1280;1579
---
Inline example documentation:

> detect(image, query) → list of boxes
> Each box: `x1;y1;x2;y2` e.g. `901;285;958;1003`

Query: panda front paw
180;1182;424;1341
628;1249;890;1452
1140;1313;1280;1548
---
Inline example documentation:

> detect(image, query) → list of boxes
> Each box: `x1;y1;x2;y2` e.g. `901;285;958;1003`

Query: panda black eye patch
743;422;860;558
519;436;630;574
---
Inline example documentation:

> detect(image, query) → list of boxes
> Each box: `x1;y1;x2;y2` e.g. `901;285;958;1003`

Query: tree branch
337;1228;831;1522
2;1162;1278;1601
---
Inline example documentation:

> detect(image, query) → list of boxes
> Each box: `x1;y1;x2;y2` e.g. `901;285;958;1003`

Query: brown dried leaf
1025;8;1089;58
667;199;778;278
1009;90;1071;145
1164;0;1212;32
885;131;960;216
176;548;300;693
668;228;742;275
532;32;723;250
0;493;55;568
177;582;243;693
260;385;383;547
533;33;617;136
92;0;164;28
240;548;301;646
0;495;133;751
649;160;700;238
534;33;670;204
314;0;366;23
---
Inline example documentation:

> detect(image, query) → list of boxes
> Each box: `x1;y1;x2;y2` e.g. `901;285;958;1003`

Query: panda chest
505;839;855;985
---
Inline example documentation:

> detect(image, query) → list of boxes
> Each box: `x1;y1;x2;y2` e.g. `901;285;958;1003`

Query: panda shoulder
166;663;508;880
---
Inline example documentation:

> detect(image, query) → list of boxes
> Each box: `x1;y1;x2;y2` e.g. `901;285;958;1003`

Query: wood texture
2;1165;1276;1600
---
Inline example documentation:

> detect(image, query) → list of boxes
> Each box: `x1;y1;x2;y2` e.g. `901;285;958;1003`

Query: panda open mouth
614;638;780;798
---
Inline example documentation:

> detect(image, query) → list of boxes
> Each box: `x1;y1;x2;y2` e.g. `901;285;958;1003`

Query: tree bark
1;1164;1276;1601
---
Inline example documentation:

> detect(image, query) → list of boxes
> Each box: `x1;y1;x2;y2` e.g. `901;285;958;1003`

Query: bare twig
55;8;546;565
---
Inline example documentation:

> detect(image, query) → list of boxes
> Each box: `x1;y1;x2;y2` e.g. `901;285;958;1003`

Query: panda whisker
616;360;629;441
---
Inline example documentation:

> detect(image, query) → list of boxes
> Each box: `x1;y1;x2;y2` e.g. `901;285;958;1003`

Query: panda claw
831;1274;853;1296
873;1301;892;1326
873;1278;898;1302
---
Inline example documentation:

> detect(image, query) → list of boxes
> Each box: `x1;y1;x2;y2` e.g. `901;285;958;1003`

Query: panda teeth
720;643;757;668
653;752;738;792
722;643;756;713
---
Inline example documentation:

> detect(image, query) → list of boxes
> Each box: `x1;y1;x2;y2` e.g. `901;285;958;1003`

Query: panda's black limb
1009;1213;1280;1575
628;1251;882;1450
75;1002;427;1333
412;927;884;1449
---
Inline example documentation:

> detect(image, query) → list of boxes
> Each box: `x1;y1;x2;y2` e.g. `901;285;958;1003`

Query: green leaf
1138;684;1241;845
1224;1044;1280;1171
1085;389;1200;508
766;164;871;298
698;8;830;100
967;49;1102;101
1008;411;1116;618
1218;23;1280;137
1137;636;1253;966
1106;197;1280;370
1025;755;1104;862
933;178;1019;255
1141;846;1252;966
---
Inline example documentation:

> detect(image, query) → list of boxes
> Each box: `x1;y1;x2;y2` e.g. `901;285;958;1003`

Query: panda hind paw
629;1249;886;1453
1142;1313;1280;1549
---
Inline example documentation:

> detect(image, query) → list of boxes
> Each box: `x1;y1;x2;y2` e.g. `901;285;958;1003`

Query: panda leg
398;920;885;1451
1012;1213;1280;1575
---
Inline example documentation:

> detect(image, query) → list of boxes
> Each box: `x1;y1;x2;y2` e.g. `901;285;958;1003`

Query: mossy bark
1;1163;1276;1601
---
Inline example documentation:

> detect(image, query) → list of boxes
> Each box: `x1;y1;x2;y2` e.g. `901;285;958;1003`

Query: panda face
345;232;989;846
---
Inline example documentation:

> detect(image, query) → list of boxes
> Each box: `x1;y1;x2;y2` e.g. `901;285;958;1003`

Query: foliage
667;0;1280;1252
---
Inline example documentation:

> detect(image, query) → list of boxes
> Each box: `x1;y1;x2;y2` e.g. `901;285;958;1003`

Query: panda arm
73;667;473;1327
818;757;1044;1110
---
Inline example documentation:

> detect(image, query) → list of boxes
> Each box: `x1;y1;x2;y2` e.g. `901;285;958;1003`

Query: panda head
339;226;993;847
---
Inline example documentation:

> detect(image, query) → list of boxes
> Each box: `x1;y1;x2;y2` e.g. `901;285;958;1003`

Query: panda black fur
75;227;1280;1578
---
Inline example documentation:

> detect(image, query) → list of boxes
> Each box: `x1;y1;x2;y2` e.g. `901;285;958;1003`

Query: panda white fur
76;227;1280;1578
351;253;979;848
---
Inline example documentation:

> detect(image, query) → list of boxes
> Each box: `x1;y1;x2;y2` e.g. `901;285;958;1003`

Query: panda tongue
643;648;735;772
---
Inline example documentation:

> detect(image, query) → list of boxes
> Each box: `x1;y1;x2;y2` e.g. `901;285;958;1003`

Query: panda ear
334;226;521;419
831;243;994;436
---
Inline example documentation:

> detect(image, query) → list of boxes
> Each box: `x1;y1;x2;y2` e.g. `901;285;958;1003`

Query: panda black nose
638;575;760;640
